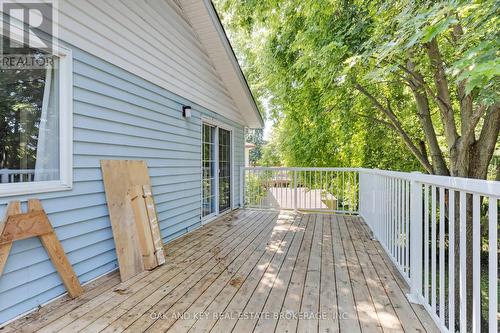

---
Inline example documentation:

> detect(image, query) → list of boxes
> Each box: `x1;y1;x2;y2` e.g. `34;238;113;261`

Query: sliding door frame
201;118;235;224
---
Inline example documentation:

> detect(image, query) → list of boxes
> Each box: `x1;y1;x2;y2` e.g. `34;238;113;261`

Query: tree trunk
469;106;500;180
406;59;449;176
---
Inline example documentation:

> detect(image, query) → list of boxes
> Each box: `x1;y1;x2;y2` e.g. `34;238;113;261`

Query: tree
259;131;282;166
216;0;499;179
342;5;499;326
215;0;426;172
245;128;265;165
349;1;499;180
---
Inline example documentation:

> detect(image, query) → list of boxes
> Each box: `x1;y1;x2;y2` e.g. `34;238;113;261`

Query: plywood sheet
101;160;165;281
100;160;146;281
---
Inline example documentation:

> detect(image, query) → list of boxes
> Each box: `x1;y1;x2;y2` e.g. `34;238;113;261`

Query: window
0;37;72;196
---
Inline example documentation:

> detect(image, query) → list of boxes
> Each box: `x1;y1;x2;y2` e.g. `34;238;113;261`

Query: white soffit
179;0;264;128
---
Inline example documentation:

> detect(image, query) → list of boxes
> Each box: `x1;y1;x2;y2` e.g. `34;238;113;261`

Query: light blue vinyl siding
0;45;245;324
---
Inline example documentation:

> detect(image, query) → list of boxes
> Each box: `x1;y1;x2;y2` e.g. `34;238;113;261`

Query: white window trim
0;31;73;197
200;117;235;223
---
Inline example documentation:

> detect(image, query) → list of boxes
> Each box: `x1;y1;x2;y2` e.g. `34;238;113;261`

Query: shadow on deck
2;209;439;333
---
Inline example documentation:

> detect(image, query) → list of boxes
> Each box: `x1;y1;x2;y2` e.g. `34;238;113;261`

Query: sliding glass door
202;123;232;220
218;128;231;213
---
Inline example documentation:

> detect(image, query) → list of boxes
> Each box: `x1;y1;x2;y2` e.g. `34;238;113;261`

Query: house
0;0;262;324
0;1;498;333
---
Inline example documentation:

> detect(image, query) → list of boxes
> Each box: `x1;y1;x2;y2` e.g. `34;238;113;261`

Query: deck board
108;211;276;333
2;209;440;333
345;215;403;332
253;214;307;333
274;214;315;333
297;214;322;333
318;214;338;333
229;211;300;333
338;215;382;333
331;215;361;333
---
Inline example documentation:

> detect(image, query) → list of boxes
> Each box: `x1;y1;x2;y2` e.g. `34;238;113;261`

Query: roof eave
204;0;264;128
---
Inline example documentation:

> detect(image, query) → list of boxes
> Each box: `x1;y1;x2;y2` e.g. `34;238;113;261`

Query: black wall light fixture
182;105;192;118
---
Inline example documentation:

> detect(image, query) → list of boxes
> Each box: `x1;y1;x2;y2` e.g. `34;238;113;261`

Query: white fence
242;167;499;333
0;169;35;183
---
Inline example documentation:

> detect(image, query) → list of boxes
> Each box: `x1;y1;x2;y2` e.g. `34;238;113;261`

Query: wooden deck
3;209;439;333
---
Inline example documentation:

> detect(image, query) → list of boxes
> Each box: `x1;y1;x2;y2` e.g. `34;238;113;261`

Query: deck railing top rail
358;167;500;197
242;167;500;197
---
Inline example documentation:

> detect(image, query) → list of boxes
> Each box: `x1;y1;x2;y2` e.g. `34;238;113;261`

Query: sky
260;95;274;141
263;118;274;141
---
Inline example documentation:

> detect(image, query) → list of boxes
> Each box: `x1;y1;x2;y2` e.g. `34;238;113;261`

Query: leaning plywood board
101;160;165;281
100;160;145;281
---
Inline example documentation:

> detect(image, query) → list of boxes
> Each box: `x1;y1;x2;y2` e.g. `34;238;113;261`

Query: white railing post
408;172;422;304
240;167;245;208
293;170;298;211
357;170;362;216
0;169;8;183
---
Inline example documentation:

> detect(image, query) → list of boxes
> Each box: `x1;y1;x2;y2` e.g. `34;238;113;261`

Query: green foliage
259;132;282;166
245;128;264;165
355;1;499;105
214;0;499;175
0;64;46;170
243;171;270;206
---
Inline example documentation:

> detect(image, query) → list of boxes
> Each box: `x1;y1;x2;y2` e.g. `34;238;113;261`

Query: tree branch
449;19;474;131
425;38;459;147
396;64;444;101
353;81;434;173
353;112;397;130
462;104;488;143
450;17;464;44
406;58;450;175
496;161;500;182
469;104;500;179
418;140;431;167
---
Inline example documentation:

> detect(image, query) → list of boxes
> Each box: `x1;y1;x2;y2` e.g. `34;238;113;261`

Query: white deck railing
241;167;359;214
0;169;35;183
241;167;499;333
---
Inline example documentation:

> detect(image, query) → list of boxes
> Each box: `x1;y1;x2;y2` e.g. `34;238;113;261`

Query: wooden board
0;211;53;244
0;202;21;275
0;200;83;298
274;214;315;333
101;160;165;281
100;160;146;281
142;185;165;265
127;184;165;269
128;186;157;270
